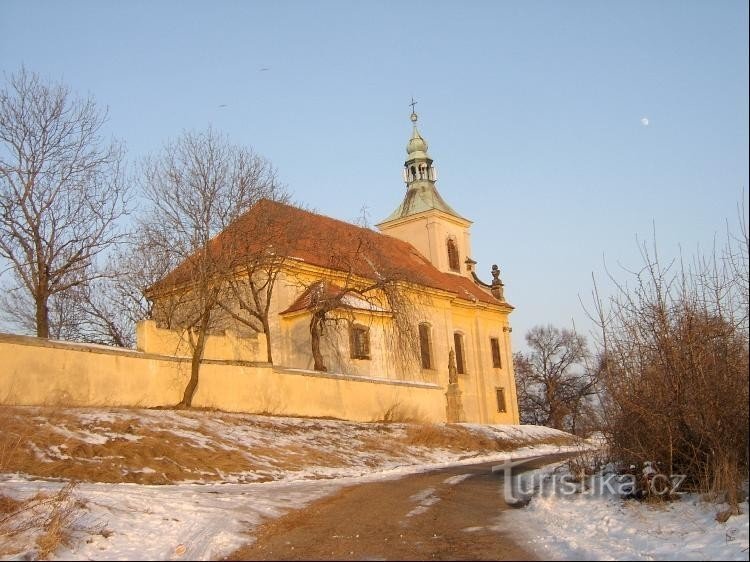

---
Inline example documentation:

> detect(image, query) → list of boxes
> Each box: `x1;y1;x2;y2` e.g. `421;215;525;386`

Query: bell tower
377;104;476;277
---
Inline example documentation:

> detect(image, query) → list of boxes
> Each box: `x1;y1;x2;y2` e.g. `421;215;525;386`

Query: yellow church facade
144;110;520;424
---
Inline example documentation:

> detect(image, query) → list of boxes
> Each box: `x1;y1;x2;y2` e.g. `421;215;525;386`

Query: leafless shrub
0;482;79;559
589;208;749;505
565;447;608;483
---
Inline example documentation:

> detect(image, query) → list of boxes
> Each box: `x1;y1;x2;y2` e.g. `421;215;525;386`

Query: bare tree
0;67;128;338
292;232;419;374
72;233;175;347
141;128;283;408
213;204;309;363
513;325;595;431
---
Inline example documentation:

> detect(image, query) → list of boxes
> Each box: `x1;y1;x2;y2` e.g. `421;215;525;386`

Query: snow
49;339;140;354
5;407;743;561
502;465;750;561
443;473;473;486
406;487;440;518
2;477;344;561
1;441;580;560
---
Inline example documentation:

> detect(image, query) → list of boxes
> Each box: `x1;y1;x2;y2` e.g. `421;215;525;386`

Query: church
142;109;520;424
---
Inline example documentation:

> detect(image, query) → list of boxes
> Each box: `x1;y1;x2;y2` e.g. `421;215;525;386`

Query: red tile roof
155;199;509;308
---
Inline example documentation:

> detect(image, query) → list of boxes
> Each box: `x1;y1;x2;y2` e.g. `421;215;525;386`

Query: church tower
376;108;476;277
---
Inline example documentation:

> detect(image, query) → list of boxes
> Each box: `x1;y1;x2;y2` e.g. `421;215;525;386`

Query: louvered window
447;238;460;272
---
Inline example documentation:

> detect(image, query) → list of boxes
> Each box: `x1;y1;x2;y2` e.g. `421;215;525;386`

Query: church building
144;109;520;424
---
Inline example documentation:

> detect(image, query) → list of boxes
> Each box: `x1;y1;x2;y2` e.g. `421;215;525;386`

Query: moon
640;117;650;126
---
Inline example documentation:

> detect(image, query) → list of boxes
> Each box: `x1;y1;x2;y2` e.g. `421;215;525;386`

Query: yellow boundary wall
0;333;446;422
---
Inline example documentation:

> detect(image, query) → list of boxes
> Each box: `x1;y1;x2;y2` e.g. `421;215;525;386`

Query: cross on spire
409;97;418;122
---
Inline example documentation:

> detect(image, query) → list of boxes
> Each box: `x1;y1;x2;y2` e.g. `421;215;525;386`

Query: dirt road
226;453;569;561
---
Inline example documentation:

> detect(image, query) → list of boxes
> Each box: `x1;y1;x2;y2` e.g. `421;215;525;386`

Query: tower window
453;332;466;374
419;323;432;370
496;387;507;413
490;337;502;368
350;325;370;360
447;238;460;272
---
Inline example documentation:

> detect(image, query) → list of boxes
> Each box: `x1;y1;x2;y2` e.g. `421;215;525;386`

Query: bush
591;213;749;505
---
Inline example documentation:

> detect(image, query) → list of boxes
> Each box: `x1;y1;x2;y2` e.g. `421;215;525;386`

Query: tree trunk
179;312;210;408
310;313;327;372
35;293;50;338
262;317;273;364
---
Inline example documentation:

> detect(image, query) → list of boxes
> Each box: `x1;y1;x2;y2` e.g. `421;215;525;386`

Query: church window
419;323;432;369
350;325;370;360
490;337;502;368
447;238;460;272
454;332;466;374
496;387;507;413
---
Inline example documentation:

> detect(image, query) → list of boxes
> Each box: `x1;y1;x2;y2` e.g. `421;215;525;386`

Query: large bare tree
141;128;283;408
0;67;128;338
513;324;595;431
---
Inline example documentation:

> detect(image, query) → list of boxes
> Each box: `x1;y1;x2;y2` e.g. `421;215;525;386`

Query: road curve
224;453;571;561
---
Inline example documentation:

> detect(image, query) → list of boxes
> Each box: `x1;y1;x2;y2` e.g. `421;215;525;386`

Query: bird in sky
218;104;228;108
259;67;270;72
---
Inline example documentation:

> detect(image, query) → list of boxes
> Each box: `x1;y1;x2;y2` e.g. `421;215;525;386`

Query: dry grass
0;496;23;515
377;402;426;424
405;424;577;453
0;407;268;484
0;405;578;486
0;482;80;559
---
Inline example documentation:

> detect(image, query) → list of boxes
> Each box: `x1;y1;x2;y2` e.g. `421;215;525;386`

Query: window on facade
496;387;507;413
447;238;460;272
350;325;370;360
453;332;466;374
490;337;502;368
419;323;432;370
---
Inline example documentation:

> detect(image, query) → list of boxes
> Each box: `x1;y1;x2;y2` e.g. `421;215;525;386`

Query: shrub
591;212;749;505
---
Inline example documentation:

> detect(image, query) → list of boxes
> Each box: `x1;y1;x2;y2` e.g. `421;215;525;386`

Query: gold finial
409;97;418;122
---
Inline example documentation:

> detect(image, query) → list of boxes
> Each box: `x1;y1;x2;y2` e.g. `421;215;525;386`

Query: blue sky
2;0;748;351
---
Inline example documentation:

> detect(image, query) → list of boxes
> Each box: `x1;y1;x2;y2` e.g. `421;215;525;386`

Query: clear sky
2;0;748;351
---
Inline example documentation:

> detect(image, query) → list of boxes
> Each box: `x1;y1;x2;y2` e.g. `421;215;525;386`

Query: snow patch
443;473;473;486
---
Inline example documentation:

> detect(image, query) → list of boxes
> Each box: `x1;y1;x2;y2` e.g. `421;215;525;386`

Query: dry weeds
0;405;577;486
0;482;80;559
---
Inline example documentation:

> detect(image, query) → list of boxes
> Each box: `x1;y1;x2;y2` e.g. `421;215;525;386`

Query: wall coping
0;332;271;367
273;366;442;389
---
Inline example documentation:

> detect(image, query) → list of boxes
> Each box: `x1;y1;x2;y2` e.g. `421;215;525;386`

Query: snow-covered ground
502;463;750;561
1;443;575;560
3;407;746;561
0;406;578;560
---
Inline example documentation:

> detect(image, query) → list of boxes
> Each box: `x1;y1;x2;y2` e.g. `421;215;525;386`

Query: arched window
447;238;460;272
418;323;432;370
350;324;370;360
453;332;466;374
